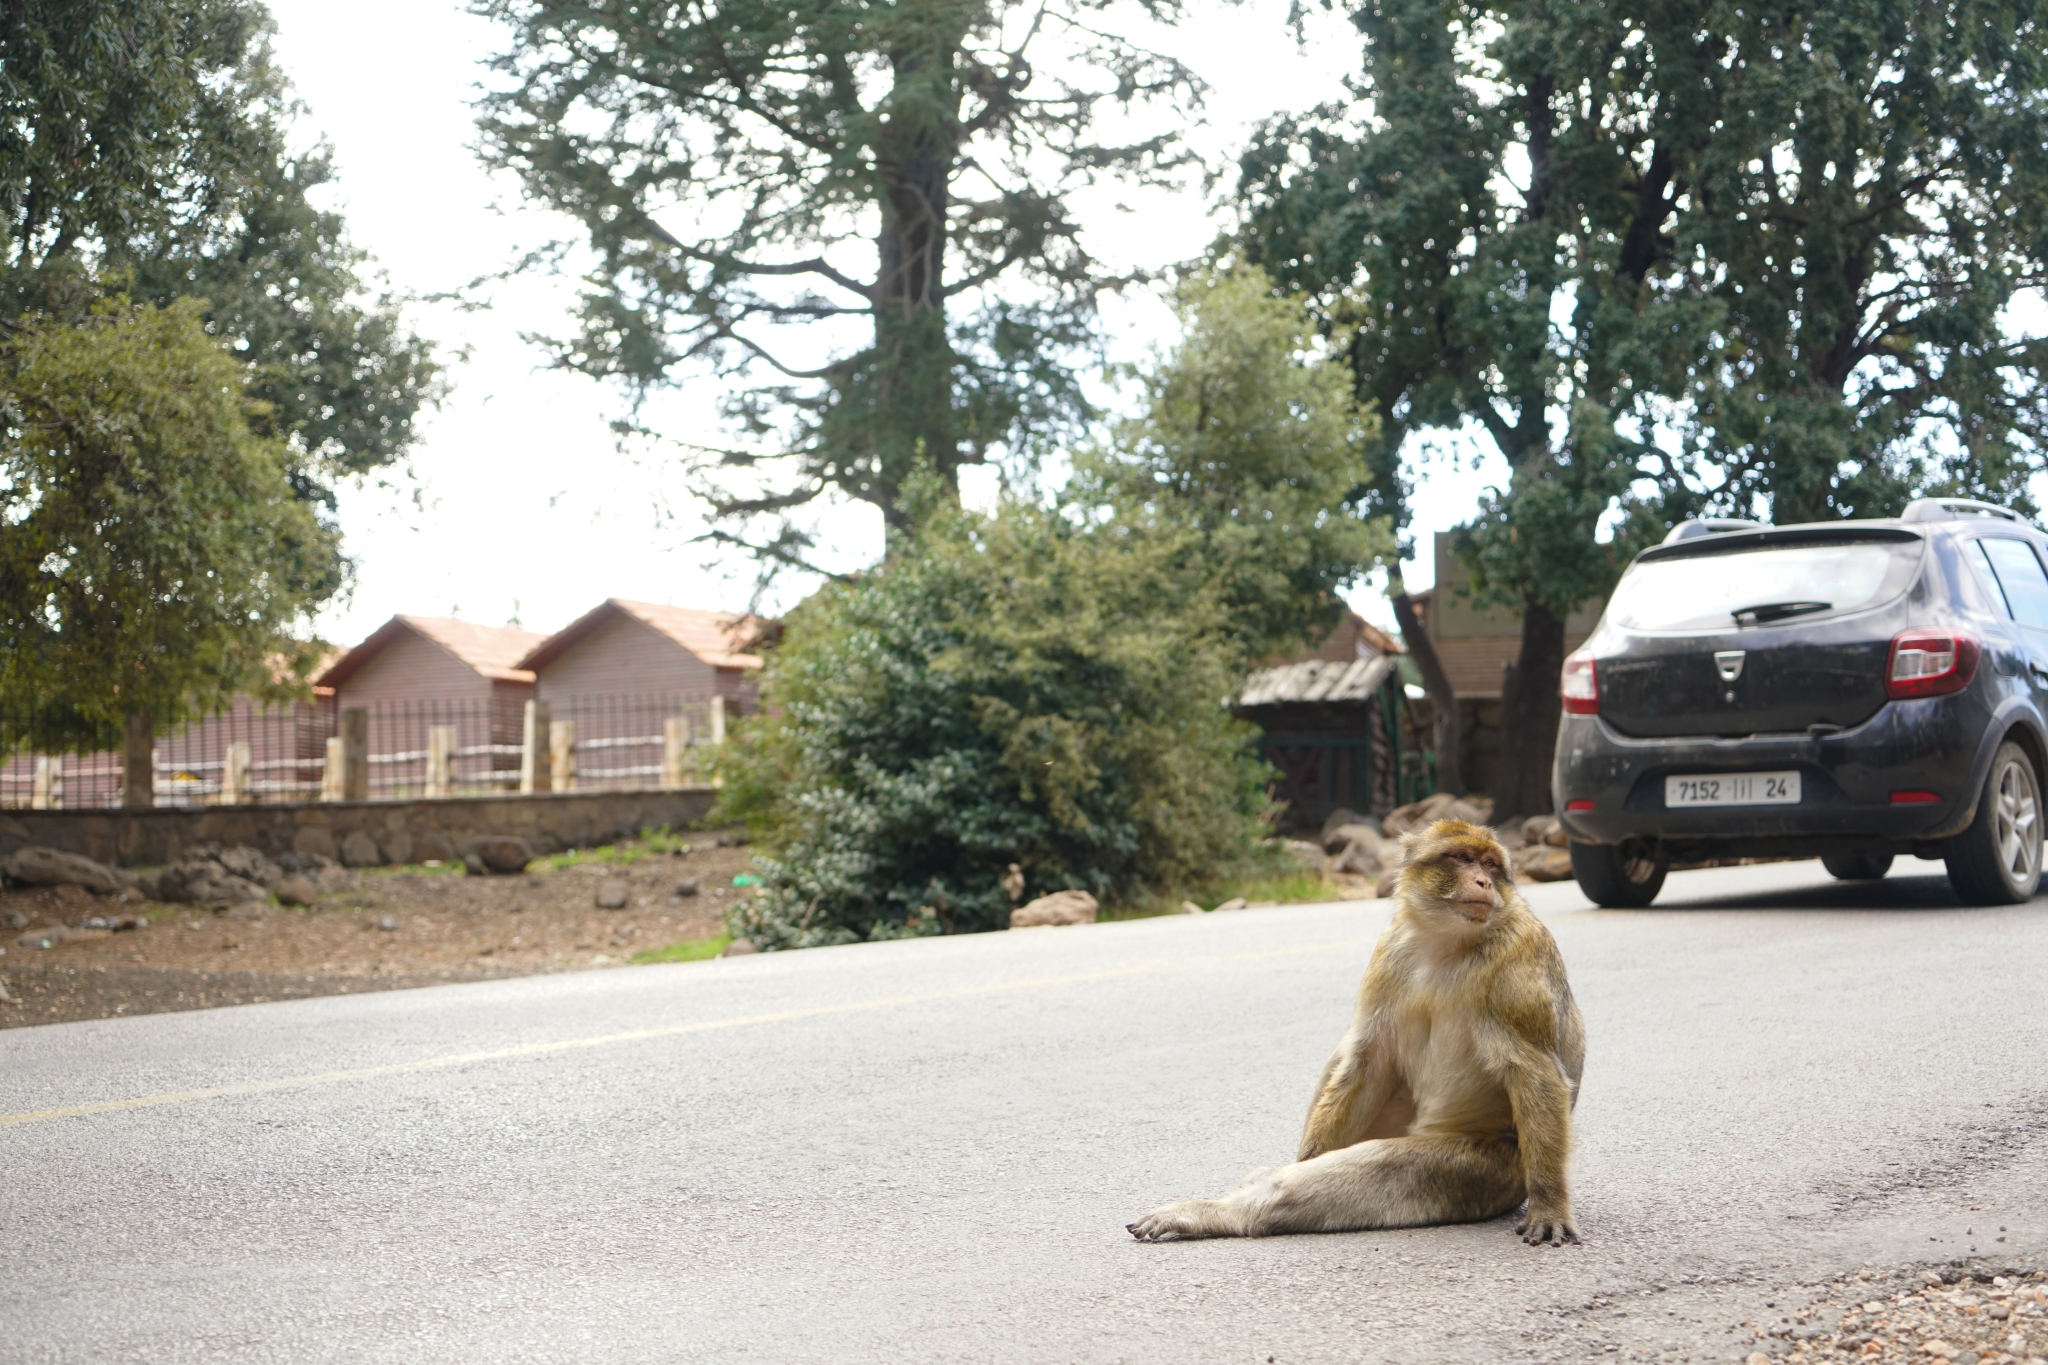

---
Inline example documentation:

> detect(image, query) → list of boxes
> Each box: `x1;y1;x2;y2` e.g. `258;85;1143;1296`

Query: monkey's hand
1516;1203;1580;1246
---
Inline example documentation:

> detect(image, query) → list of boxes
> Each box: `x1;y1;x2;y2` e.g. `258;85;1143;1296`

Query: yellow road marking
0;936;1375;1129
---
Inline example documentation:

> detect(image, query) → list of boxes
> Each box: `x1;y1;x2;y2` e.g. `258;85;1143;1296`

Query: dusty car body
1553;499;2048;907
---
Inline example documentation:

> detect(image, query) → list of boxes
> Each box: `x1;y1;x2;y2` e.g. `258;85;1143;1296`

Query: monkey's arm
1501;1046;1578;1245
1297;1025;1396;1161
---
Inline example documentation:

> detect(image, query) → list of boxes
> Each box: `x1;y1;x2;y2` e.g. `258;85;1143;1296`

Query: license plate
1664;771;1802;807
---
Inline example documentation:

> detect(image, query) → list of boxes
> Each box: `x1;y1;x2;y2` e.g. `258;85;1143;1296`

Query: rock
596;879;630;910
153;859;268;908
1746;1355;1772;1365
1381;792;1461;837
1284;839;1325;871
375;915;399;932
466;836;534;876
291;827;339;860
1438;798;1491;826
1320;808;1374;840
1375;868;1401;898
1921;1342;1953;1360
412;832;456;863
3;846;124;894
1001;863;1026;901
210;845;281;888
1330;840;1383;878
1514;845;1575;883
0;976;12;1003
274;876;320;908
674;877;701;897
1179;901;1204;914
2;909;27;929
49;883;89;905
339;830;381;868
721;938;759;956
17;925;71;948
1213;897;1249;912
1010;890;1098;928
1322;822;1386;856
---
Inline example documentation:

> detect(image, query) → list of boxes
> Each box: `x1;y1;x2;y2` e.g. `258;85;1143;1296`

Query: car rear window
1975;538;2048;628
1606;540;1918;632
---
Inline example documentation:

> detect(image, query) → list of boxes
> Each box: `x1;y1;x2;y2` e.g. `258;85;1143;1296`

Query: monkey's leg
1128;1136;1522;1241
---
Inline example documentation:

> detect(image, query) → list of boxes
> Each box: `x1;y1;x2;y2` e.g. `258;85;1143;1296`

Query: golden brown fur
1127;819;1586;1244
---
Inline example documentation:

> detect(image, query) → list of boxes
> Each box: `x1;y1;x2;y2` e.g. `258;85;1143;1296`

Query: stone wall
0;788;720;869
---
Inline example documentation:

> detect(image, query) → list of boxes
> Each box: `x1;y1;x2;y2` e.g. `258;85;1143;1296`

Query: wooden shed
516;599;770;714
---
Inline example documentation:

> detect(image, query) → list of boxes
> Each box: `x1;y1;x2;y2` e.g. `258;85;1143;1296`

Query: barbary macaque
1128;819;1586;1244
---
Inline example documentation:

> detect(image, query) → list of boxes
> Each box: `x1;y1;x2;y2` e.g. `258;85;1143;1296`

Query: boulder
1213;897;1249;912
1319;808;1374;841
1381;792;1460;837
1179;901;1204;915
339;830;382;868
721;938;759;957
673;878;701;898
144;846;274;908
1010;889;1098;928
412;832;457;863
466;836;534;876
1514;845;1575;883
274;877;320;908
1321;821;1386;857
1330;840;1383;878
1438;798;1491;826
4;846;125;895
1284;839;1326;871
595;879;629;910
209;844;281;889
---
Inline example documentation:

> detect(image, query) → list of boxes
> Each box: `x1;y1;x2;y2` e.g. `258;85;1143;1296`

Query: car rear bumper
1551;693;1991;857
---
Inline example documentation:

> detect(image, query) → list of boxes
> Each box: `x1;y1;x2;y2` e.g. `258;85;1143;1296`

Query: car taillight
1561;648;1598;714
1885;631;1980;699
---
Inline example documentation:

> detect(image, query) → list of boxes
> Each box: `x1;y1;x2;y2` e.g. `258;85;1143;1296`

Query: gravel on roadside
1744;1264;2047;1365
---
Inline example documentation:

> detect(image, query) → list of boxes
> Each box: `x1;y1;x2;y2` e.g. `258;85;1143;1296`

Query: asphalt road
6;859;2048;1364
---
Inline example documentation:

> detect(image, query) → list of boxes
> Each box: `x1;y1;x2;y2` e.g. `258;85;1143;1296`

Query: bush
722;500;1279;949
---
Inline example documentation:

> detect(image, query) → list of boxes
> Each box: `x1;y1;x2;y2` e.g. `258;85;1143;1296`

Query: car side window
1976;538;2048;628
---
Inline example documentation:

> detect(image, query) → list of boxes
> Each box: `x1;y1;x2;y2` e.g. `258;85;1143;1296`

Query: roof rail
1900;498;2028;525
1661;518;1766;544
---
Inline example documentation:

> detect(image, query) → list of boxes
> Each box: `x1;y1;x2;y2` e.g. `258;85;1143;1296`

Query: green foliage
1077;268;1396;659
0;0;439;498
0;301;342;734
473;0;1200;559
720;271;1392;950
1239;0;2048;605
631;935;734;966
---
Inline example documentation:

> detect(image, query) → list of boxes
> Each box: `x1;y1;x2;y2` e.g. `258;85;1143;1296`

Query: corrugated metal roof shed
1237;654;1399;707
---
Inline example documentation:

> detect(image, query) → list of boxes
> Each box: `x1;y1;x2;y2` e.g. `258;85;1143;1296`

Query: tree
0;0;439;502
473;0;1201;561
0;301;343;794
1236;0;2048;823
719;269;1390;947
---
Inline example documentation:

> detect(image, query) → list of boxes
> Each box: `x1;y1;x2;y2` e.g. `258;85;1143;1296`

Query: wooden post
549;719;576;792
707;695;726;746
122;708;155;809
222;742;252;805
519;700;552;794
31;755;61;810
662;715;691;789
426;725;456;798
322;736;346;801
340;707;370;801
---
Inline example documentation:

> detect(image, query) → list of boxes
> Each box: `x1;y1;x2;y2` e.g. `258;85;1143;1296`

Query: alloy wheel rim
1993;755;2041;888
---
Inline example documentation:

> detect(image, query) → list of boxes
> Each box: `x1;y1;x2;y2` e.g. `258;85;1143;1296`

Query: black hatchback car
1553;498;2048;908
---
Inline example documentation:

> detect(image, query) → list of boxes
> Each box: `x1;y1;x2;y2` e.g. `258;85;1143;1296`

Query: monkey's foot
1515;1209;1581;1246
1127;1200;1234;1241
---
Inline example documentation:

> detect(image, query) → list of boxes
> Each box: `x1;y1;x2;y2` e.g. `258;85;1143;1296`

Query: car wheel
1822;853;1894;881
1944;740;2044;905
1568;838;1668;908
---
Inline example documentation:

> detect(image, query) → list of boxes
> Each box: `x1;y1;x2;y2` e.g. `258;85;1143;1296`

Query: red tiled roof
516;599;771;672
315;615;548;689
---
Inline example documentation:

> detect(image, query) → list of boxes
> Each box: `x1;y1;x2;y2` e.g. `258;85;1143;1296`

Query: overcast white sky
262;0;1502;649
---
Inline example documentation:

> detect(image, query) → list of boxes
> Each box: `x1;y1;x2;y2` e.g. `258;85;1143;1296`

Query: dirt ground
0;831;757;1029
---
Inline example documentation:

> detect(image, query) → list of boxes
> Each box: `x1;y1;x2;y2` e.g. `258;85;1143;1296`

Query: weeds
631;934;732;965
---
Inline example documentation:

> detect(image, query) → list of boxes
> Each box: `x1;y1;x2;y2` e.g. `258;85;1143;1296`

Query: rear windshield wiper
1731;600;1832;625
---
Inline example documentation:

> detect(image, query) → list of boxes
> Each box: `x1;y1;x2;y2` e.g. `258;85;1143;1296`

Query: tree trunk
1389;588;1462;795
121;707;154;809
1490;597;1567;827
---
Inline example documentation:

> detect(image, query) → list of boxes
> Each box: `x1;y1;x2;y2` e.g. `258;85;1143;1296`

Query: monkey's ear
1395;829;1428;867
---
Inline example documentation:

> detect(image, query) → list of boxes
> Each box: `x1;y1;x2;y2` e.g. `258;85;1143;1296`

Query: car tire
1569;838;1668;908
1822;853;1894;881
1944;740;2044;905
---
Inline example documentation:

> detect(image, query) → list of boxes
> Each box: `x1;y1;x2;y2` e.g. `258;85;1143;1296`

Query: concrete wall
0;789;720;870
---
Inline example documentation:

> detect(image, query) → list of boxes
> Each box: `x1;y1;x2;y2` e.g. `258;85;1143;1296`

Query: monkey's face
1400;820;1511;925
